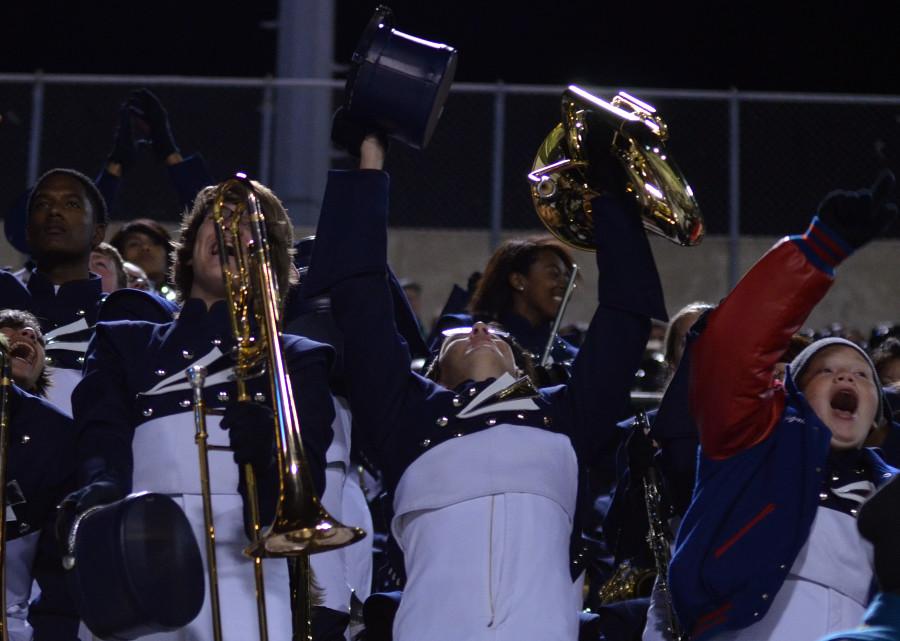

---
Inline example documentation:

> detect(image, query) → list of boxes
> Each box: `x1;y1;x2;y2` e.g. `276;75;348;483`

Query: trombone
190;174;365;641
0;342;11;641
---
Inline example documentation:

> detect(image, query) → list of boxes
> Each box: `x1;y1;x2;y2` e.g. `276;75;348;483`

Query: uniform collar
177;298;231;326
27;268;103;301
169;298;234;352
454;372;540;419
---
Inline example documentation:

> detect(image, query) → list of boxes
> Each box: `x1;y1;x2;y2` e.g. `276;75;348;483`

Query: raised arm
691;171;898;459
98;88;212;212
302;140;433;458
555;192;668;461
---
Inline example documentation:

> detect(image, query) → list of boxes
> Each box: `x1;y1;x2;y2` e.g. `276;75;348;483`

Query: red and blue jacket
669;217;897;639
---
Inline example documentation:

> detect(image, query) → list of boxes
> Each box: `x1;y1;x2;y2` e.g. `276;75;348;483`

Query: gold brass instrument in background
0;341;11;641
597;413;686;636
596;559;656;605
190;174;365;640
528;85;704;250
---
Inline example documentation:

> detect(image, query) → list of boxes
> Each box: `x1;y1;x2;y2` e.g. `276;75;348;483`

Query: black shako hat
65;493;204;640
344;5;457;150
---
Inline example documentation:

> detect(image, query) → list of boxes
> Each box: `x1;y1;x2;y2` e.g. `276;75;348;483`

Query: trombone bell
246;515;366;558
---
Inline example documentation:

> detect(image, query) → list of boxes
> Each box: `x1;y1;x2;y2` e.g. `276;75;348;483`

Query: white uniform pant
5;532;39;641
704;507;872;641
394;493;579;641
310;465;373;628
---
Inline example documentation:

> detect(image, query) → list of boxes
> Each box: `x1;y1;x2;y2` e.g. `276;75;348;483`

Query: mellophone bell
58;5;457;641
525;84;704;387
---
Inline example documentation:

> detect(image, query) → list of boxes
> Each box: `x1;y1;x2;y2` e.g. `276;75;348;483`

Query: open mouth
830;388;859;419
8;341;35;367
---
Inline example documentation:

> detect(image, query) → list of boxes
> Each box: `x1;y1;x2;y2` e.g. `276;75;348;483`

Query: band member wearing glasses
63;181;335;640
303;132;667;641
669;171;898;641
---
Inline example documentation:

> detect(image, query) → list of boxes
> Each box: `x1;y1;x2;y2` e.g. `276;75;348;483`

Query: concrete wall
3;226;898;333
383;231;900;334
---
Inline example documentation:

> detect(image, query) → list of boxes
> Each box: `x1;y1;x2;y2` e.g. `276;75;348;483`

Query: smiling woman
467;238;579;363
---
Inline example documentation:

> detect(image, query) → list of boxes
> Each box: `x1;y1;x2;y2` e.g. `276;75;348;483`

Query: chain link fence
3;74;900;288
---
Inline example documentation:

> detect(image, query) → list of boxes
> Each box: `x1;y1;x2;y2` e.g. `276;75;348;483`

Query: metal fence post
727;89;741;291
27;70;45;186
489;82;506;251
259;76;275;186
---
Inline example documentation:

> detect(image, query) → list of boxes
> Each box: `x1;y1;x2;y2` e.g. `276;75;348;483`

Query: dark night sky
3;1;900;94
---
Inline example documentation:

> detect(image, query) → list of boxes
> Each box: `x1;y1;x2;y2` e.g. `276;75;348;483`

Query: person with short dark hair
109;218;175;294
64;177;335;640
0;167;174;415
0;168;108;415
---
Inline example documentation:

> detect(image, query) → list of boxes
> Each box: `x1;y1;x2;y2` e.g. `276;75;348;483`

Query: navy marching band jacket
0;270;106;373
0;271;176;416
4;384;79;640
5;384;75;542
71;298;334;511
303;169;668;572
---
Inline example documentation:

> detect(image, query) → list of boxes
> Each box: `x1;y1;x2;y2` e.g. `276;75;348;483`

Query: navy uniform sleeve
94;169;119;212
30;527;81;641
0;270;31;310
98;288;177;323
5;390;81;640
286;337;335;498
549;193;666;462
304;170;435;461
167;154;213;211
71;323;137;493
